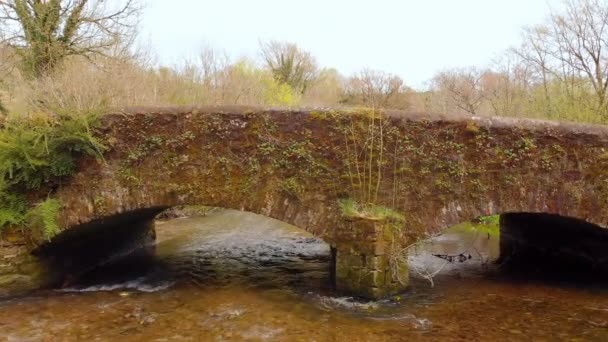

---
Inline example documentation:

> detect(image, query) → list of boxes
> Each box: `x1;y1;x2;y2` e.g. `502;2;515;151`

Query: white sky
140;0;563;89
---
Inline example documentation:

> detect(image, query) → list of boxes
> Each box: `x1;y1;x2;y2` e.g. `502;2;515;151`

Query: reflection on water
1;210;608;341
407;222;500;285
67;210;331;295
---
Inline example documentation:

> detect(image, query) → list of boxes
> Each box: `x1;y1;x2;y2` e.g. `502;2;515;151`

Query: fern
0;190;27;231
27;198;62;240
0;111;105;237
0;111;106;190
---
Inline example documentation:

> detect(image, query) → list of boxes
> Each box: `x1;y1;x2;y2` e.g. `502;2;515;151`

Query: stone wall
7;106;608;298
0;232;45;297
334;219;408;298
51;107;608;237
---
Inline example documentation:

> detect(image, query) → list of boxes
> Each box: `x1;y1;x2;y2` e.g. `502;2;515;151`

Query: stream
0;209;607;341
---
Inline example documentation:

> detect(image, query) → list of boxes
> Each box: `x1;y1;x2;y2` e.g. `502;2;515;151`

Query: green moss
93;195;108;215
520;137;537;151
118;165;141;186
457;216;500;237
280;177;305;199
127;135;164;163
465;121;480;133
477;215;499;226
338;198;359;217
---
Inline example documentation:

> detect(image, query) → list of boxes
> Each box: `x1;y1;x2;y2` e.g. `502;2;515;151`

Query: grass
339;198;405;223
458;215;500;237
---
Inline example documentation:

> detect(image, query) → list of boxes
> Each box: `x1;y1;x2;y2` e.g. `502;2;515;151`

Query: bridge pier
333;220;408;298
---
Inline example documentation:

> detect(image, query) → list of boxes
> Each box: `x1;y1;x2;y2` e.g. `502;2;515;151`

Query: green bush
0;113;105;189
0;112;105;239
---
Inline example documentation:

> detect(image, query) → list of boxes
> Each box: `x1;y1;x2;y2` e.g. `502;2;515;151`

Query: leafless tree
513;0;608;115
301;68;345;107
259;40;319;94
482;54;534;117
196;45;231;104
513;26;555;112
0;0;142;77
432;67;487;115
342;68;409;109
0;43;16;114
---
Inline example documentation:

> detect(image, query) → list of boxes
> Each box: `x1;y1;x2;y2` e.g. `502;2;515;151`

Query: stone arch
20;106;608;298
33;203;340;290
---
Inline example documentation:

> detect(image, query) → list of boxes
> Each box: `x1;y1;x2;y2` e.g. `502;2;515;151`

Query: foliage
230;59;300;107
26;198;61;240
338;198;359;217
280;177;305;199
477;215;499;226
0;111;105;238
339;198;405;223
0;0;142;77
260;40;319;94
0;185;27;229
0;112;105;189
460;215;500;237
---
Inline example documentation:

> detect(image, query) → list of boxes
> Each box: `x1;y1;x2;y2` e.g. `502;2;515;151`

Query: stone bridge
15;106;608;298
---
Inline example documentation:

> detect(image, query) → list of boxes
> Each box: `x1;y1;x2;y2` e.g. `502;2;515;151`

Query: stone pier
333;219;408;298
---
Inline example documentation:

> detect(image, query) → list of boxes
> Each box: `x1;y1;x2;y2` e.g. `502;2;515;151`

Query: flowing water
1;210;608;341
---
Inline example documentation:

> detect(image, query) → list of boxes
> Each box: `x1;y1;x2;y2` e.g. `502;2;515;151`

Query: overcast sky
139;0;563;89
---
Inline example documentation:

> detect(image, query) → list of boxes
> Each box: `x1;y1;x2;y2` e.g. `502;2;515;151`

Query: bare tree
0;0;142;77
259;40;319;94
197;45;231;104
301;68;344;107
432;67;487;115
0;44;16;114
482;54;534;117
514;0;608;115
342;69;409;109
514;26;555;113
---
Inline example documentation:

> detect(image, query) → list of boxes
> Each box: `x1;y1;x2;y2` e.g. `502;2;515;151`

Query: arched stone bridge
37;107;608;297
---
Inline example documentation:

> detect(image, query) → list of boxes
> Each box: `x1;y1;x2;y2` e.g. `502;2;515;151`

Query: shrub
0;112;105;190
0;111;105;239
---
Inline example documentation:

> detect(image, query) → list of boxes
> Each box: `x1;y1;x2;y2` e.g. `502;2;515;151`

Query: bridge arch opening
497;213;608;280
32;206;336;294
409;212;608;286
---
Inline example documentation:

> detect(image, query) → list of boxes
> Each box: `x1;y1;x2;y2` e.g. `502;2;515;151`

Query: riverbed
0;210;607;341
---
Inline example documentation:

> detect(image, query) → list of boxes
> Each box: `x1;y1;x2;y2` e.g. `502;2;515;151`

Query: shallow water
1;210;608;341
